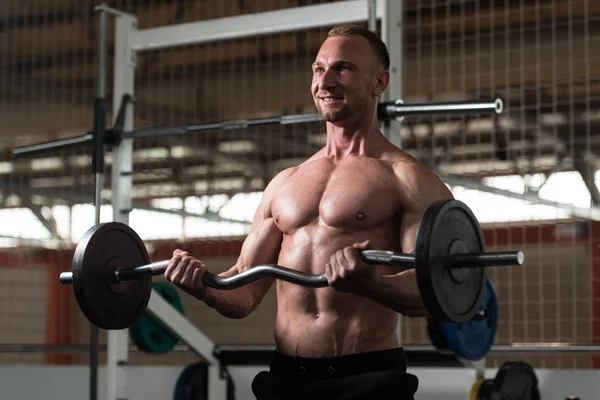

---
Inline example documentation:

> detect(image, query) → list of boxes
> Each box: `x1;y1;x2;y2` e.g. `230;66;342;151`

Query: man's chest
271;158;401;232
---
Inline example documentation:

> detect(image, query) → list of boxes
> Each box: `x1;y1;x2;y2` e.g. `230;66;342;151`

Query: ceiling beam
1;184;253;227
437;171;600;221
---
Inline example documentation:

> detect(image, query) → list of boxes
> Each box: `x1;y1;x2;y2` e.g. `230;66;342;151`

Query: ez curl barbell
59;199;523;330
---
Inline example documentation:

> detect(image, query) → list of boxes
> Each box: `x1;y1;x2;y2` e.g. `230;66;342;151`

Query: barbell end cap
517;251;525;265
59;272;73;285
494;98;504;114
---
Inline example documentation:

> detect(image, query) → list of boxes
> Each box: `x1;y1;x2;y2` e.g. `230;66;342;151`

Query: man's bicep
212;197;283;307
399;212;421;255
217;216;282;281
230;167;295;274
236;215;283;271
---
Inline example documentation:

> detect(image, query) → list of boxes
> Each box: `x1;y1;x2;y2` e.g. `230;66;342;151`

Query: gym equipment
426;277;498;360
12;97;503;158
414;199;508;324
173;362;208;400
129;282;184;354
59;199;524;329
469;379;489;400
173;362;235;400
469;360;540;400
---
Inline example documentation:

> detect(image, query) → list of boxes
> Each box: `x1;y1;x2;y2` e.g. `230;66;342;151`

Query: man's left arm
358;161;454;317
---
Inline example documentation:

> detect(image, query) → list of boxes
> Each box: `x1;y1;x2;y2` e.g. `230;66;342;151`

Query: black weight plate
476;379;494;400
415;199;486;323
469;379;492;400
173;362;208;400
490;361;540;400
72;222;152;330
425;317;452;354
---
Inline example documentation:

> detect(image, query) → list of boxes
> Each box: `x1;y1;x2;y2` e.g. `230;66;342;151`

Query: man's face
311;35;386;124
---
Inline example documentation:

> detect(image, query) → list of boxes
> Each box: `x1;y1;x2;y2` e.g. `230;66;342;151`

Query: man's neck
324;120;384;160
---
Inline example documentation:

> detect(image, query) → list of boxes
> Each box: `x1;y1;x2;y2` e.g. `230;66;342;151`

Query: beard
318;105;353;122
316;98;358;122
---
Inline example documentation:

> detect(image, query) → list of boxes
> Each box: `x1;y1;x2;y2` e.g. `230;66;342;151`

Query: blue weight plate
443;277;498;360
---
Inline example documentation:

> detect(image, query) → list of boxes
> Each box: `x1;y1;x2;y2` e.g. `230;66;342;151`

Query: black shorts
251;347;419;400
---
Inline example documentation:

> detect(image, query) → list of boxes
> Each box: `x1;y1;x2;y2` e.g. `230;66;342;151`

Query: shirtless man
165;24;453;400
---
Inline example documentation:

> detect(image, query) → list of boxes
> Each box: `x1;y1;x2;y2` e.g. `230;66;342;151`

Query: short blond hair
327;24;390;70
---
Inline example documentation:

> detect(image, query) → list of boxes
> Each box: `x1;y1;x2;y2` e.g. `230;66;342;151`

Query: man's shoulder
382;146;452;200
380;146;421;172
270;165;300;184
267;149;327;186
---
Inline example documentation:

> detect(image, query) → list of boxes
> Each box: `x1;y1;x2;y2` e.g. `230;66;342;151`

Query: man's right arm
199;168;295;318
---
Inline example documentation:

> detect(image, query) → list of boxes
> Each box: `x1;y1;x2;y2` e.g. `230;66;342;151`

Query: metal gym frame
109;2;407;399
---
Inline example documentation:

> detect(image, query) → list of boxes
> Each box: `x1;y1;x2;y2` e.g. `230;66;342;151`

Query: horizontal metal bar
93;3;132;19
446;251;524;268
384;99;503;119
0;344;92;353
405;344;600;353
361;250;415;266
124;99;501;140
0;343;188;353
214;344;276;353
11;98;502;155
114;260;170;282
494;345;600;353
123;125;188;139
3;343;599;354
12;134;93;158
121;115;321;139
212;343;600;355
132;0;384;52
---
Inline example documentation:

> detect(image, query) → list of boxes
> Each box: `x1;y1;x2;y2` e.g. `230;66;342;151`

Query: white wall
0;365;598;400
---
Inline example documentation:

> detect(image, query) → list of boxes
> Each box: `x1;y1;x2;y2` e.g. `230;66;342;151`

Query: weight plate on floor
491;361;540;400
469;378;491;400
72;222;152;330
443;277;498;360
476;379;494;400
130;282;184;354
426;278;498;360
415;199;486;323
173;362;208;400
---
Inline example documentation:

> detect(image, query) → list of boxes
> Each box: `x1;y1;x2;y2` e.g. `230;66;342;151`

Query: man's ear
373;69;389;97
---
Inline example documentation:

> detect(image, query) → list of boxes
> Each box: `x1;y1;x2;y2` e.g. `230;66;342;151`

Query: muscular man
165;24;453;400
